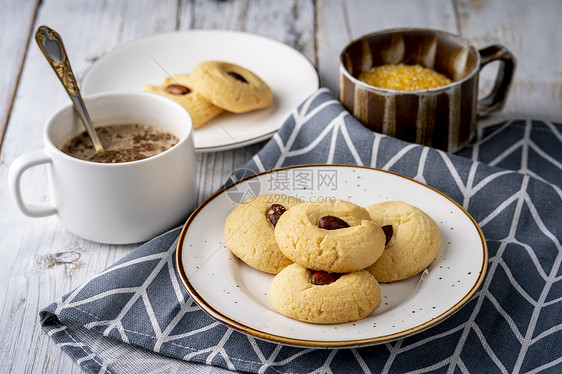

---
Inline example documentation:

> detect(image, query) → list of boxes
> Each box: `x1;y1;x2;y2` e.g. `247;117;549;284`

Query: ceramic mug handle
477;44;516;115
8;149;57;217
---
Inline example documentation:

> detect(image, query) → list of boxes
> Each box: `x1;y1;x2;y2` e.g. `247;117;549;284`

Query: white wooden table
1;1;560;372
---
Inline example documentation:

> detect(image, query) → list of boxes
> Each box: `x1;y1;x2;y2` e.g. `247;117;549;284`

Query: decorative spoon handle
35;25;104;152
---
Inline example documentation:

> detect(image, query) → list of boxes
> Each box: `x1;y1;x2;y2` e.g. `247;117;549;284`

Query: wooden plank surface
0;0;39;147
0;0;560;373
0;1;314;373
178;0;316;204
317;0;458;93
0;1;178;373
457;0;562;119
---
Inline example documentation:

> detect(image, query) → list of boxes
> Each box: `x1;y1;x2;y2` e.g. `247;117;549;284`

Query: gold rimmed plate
176;165;487;348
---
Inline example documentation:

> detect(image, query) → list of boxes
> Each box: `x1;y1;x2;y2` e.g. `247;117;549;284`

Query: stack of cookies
224;195;441;324
144;61;273;129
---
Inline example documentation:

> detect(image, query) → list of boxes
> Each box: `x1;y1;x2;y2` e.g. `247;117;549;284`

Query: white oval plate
176;165;488;348
81;30;319;152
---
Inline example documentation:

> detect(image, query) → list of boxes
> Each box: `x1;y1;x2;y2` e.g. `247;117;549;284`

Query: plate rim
175;164;488;348
80;29;320;152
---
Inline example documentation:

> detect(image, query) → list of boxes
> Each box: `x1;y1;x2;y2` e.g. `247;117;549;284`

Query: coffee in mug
61;123;179;163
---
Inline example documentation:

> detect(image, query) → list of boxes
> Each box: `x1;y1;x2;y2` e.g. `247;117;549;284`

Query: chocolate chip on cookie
318;216;350;230
310;271;340;285
165;84;191;95
267;204;286;227
381;225;393;246
227;71;248;83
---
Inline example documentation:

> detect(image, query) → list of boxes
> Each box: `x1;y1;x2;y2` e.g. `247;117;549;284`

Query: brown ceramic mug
339;28;515;152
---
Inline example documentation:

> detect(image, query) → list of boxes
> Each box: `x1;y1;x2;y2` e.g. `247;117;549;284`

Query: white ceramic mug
9;92;197;244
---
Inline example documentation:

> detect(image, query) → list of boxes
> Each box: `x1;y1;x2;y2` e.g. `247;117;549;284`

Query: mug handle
8;149;57;217
477;44;516;116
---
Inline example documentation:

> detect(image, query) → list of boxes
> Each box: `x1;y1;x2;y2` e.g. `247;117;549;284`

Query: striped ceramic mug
339;28;515;152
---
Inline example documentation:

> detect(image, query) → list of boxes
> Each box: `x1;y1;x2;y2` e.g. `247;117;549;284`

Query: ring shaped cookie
269;264;381;324
274;200;386;273
143;74;224;129
224;194;303;274
188;61;273;113
366;201;442;282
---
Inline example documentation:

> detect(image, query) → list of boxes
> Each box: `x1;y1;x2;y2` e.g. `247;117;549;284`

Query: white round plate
176;165;488;348
81;30;319;152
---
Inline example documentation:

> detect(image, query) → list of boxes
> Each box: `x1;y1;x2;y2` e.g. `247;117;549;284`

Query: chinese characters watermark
267;168;338;192
224;168;340;204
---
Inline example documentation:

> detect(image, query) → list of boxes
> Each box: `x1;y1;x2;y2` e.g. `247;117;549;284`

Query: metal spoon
35;25;104;152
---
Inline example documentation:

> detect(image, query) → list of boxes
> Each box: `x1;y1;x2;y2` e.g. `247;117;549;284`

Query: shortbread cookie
188;61;273;113
269;263;381;324
224;194;303;274
366;201;442;282
274;200;386;273
143;74;224;129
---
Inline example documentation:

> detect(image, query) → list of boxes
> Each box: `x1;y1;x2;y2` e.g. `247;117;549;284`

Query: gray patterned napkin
41;88;562;374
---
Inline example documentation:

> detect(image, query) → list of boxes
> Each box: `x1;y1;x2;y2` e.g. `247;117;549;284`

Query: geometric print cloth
41;88;562;373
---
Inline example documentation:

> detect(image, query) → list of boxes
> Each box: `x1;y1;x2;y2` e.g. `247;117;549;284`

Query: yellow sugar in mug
339;28;516;152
